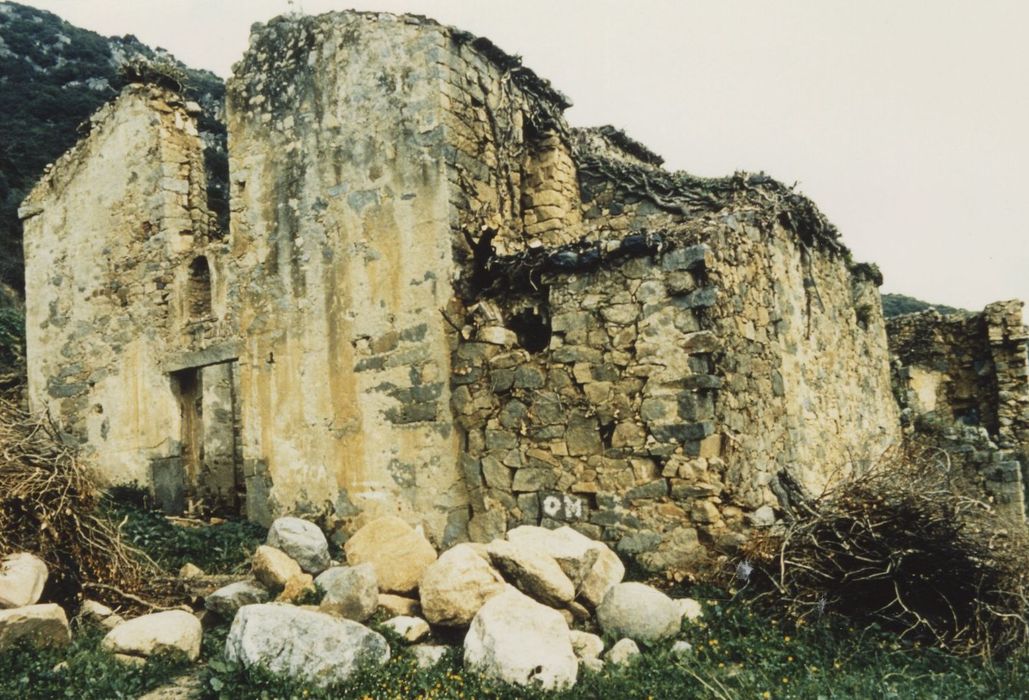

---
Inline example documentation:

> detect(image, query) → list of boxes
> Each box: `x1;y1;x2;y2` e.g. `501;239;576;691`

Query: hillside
881;293;964;318
0;1;226;291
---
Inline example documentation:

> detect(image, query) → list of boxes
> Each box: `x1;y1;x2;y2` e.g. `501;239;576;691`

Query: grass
190;587;1029;699
2;580;1027;699
0;626;191;700
5;595;1027;699
103;495;264;574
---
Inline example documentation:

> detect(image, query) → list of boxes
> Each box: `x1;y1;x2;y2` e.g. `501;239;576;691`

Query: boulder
0;604;69;649
0;553;48;609
597;582;681;642
317;564;378;622
579;544;626;608
410;644;449;669
267;517;331;574
378;593;421;617
80;599;123;630
671;640;693;657
225;603;389;688
565;600;591;623
606;638;641;666
675;597;704;622
506;526;600;588
569;630;604;660
252;545;302;592
464;587;578;690
276;573;315;603
205;580;270;618
581;657;604;674
344;516;437;594
381;615;430;643
102;610;202;661
80;599;115;622
486;540;575;607
419;544;505;627
178;563;204;579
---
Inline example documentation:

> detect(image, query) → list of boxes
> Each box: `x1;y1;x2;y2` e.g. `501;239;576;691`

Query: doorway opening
169;359;243;515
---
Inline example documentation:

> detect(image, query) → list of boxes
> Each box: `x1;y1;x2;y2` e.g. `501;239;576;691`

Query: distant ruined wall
19;86;229;501
888;301;1029;519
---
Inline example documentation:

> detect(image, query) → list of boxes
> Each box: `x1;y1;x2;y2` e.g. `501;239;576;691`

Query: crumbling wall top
229;11;570;125
18;84;200;222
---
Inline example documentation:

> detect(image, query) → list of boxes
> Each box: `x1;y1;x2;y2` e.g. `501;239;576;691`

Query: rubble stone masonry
888;301;1029;519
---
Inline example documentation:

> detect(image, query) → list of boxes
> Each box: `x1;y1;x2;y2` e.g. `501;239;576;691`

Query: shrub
741;447;1029;656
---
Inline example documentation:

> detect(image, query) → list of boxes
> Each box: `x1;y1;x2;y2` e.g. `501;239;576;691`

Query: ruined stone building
17;11;1025;567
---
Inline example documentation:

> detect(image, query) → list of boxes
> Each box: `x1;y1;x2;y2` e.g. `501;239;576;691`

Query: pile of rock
213;515;702;690
0;514;703;693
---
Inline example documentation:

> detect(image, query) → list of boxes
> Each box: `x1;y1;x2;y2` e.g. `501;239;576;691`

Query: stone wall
452;124;901;569
225;13;471;540
19;85;230;503
888;301;1029;519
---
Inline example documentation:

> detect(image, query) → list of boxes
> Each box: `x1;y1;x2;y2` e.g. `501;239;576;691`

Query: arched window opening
188;256;212;320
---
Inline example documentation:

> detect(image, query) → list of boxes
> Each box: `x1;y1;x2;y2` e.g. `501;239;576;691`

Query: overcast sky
19;0;1029;312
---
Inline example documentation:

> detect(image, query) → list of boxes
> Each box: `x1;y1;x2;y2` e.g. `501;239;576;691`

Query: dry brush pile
741;446;1029;657
0;390;152;610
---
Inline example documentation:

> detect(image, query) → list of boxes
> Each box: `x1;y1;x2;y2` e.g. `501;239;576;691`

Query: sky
18;0;1029;312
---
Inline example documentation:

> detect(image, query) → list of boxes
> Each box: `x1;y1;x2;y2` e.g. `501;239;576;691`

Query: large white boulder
419;544;505;627
579;544;626;608
344;516;437;594
597;582;681;642
0;604;69;649
0;553;48;609
205;580;270;618
486;540;575;607
505;526;600;588
317;564;378;622
102;610;202;661
266;517;331;574
463;587;578;690
225;604;389;688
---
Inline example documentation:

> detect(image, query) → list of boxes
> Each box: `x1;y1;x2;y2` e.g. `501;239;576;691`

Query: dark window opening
188;256;212;319
509;306;552;353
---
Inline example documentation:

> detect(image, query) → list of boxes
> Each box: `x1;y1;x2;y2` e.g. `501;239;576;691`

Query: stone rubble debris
0;507;711;695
